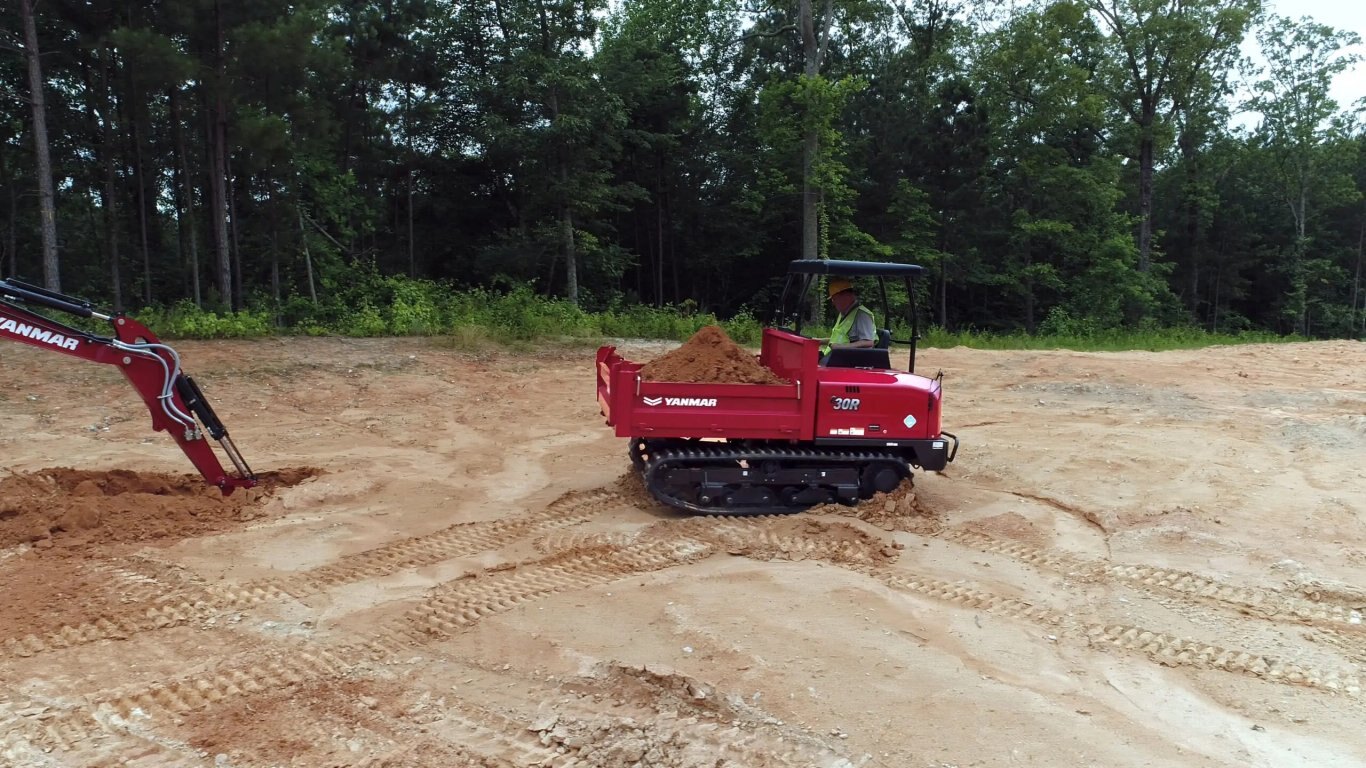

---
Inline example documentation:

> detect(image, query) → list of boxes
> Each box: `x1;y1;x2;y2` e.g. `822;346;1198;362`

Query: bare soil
640;325;787;384
1;335;1365;767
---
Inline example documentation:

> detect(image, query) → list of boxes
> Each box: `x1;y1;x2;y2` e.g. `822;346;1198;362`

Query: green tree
1246;15;1363;334
14;0;60;290
1084;0;1260;279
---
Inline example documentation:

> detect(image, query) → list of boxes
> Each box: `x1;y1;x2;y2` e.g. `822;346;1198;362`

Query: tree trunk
545;77;578;306
938;228;949;328
562;199;578;306
1290;164;1310;336
405;82;416;278
1353;212;1363;335
1;147;15;278
407;169;416;277
799;0;832;264
1179;129;1201;316
298;207;317;305
670;218;680;308
87;49;123;310
268;186;280;304
20;0;60;291
6;187;16;278
1137;116;1155;273
170;87;201;308
227;155;243;310
210;0;232;310
802;129;819;262
128;70;153;306
656;171;665;306
1211;261;1221;332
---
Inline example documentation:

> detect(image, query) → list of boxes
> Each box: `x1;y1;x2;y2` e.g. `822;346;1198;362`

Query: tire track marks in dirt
271;488;623;597
0;650;355;764
10;504;1363;764
408;538;716;637
0;488;624;659
5;516;884;765
1086;625;1360;691
860;565;1364;694
502;518;1366;699
528;517;1366;698
1;699;202;768
941;528;1366;632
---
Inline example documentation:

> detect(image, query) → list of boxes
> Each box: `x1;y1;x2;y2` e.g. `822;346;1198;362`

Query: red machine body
1;279;256;494
598;322;956;515
599;328;945;447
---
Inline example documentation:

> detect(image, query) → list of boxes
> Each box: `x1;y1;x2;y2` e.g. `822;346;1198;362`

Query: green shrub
116;275;1301;353
136;300;273;339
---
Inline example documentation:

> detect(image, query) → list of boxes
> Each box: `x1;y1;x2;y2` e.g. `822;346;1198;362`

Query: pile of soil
640;326;787;385
810;479;942;534
0;466;321;550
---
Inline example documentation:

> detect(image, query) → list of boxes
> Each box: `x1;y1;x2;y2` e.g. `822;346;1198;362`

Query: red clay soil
640;325;787;385
0;467;320;550
810;479;942;534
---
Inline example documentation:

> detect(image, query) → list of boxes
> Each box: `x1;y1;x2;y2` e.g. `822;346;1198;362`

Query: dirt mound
0;467;321;551
613;469;659;509
809;479;942;533
640;325;786;385
708;516;902;564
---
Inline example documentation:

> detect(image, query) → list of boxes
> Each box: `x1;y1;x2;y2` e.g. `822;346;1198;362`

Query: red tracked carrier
597;327;957;515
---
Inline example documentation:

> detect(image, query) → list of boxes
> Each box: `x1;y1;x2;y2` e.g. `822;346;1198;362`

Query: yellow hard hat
827;278;853;298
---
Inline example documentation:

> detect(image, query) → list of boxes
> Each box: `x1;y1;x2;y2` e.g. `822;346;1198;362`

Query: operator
819;278;876;359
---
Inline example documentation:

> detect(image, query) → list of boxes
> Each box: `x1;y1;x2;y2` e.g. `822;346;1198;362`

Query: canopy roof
786;259;925;277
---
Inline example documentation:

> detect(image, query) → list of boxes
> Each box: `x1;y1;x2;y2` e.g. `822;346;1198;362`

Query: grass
919;326;1300;352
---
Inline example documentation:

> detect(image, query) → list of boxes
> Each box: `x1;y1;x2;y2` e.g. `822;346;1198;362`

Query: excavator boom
0;278;256;494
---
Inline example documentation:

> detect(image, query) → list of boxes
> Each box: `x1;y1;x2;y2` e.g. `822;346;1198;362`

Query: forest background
3;0;1364;345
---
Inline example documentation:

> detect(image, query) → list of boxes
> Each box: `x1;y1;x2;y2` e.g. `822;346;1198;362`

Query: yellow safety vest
821;303;875;356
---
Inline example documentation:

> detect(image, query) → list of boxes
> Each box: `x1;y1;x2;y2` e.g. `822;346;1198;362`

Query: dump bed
596;328;820;441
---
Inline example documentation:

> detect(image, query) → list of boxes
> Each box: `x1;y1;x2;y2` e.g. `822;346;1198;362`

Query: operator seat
820;329;894;369
823;346;891;369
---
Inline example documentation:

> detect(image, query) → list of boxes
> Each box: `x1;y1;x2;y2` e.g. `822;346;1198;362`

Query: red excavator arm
1;278;256;494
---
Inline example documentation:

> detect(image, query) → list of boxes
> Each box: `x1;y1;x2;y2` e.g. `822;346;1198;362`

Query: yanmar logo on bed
642;396;717;407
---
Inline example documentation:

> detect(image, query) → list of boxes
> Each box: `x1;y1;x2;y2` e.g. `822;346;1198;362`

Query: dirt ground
1;334;1365;768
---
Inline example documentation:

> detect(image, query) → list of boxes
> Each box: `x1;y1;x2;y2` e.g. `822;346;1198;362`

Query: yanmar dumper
597;259;957;515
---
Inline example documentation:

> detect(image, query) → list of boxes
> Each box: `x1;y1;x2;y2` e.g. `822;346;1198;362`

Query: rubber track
0;489;623;659
941;528;1366;631
644;444;905;516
